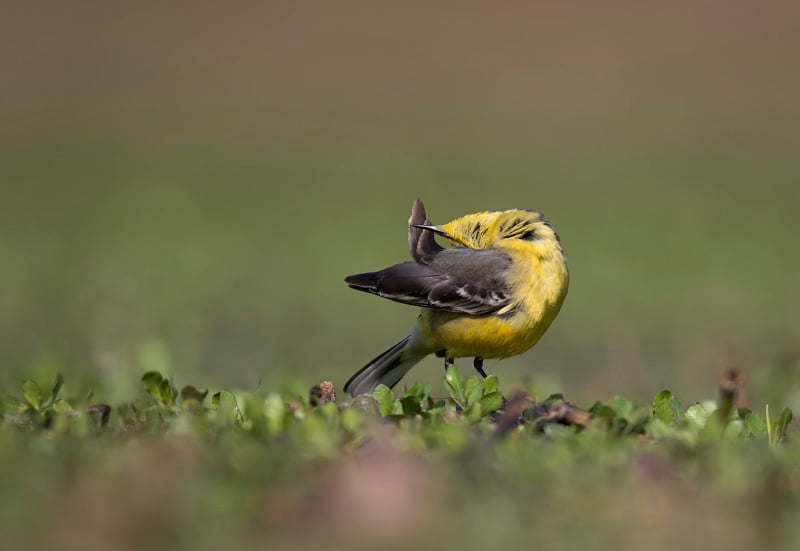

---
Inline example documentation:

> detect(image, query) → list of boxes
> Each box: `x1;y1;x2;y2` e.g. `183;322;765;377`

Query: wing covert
345;247;512;315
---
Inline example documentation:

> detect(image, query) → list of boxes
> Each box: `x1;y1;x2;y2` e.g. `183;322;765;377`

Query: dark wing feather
345;247;512;315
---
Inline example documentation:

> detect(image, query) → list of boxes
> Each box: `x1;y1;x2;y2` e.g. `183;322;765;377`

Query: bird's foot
473;357;488;378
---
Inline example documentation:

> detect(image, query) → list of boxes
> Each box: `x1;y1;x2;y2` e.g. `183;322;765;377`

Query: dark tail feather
408;198;443;264
344;271;382;293
344;335;424;397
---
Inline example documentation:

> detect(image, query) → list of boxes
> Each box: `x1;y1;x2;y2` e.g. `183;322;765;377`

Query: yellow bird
344;198;569;396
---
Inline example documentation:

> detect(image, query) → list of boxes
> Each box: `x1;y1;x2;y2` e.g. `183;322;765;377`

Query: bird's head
414;209;562;253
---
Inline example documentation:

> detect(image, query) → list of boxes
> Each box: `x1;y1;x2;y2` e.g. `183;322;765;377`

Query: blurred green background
2;1;800;406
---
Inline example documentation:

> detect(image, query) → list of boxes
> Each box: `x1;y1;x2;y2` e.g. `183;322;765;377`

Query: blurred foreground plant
2;365;799;551
0;366;793;449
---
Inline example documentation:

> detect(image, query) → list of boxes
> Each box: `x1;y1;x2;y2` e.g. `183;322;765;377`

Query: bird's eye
520;230;537;240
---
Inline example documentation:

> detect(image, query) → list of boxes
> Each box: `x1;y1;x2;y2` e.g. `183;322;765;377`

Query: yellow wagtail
344;198;569;396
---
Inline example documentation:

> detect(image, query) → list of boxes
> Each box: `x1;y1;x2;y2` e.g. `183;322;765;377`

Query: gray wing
345;247;512;315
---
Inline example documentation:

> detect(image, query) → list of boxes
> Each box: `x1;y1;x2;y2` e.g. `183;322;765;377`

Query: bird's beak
412;223;468;247
411;224;449;238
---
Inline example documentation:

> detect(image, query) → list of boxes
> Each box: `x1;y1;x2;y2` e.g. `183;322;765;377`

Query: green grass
2;366;797;551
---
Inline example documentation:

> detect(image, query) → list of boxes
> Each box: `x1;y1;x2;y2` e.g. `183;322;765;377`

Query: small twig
87;403;111;427
491;391;531;440
532;401;592;432
717;368;745;424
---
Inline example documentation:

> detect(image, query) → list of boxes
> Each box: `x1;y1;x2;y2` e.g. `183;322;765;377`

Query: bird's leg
473;357;488;378
436;350;453;372
444;357;454;372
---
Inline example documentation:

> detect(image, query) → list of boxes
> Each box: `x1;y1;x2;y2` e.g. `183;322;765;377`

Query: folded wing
345;247;512;315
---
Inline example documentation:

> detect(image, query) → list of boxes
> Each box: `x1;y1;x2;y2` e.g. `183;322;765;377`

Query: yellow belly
418;299;564;359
